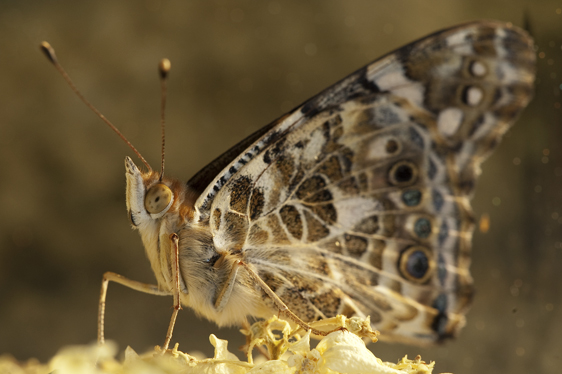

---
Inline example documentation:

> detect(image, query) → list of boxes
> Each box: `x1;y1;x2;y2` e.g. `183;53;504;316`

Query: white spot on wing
446;29;474;54
366;135;399;160
437;108;463;137
368;64;424;106
334;197;378;229
498;62;523;84
466;86;483;106
391;85;424;107
494;27;508;59
446;29;470;47
470;61;487;77
302;127;326;163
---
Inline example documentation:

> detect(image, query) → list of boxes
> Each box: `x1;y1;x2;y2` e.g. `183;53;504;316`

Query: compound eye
144;183;173;217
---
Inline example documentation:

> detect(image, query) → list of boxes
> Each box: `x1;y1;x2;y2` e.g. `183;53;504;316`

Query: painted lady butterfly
42;20;535;349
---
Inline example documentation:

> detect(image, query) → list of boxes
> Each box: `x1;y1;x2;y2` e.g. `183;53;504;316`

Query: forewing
192;21;535;344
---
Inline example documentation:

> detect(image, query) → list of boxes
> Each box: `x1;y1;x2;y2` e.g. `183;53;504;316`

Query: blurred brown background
1;1;561;373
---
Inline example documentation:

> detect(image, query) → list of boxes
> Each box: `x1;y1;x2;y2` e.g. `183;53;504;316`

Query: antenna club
159;59;171;79
40;41;58;64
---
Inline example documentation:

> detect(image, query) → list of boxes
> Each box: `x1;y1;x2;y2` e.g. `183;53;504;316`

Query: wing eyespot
413;217;432;238
388;160;418;186
401;189;422;207
398;246;435;283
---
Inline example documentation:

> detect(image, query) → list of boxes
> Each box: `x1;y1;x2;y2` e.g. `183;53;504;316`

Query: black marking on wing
187;119;282;196
300;67;381;119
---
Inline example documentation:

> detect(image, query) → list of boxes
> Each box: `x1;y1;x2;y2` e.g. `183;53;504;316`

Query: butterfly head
125;157;165;227
124;156;195;231
124;156;199;294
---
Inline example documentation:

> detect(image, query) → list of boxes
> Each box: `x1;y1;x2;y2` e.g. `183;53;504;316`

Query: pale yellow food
0;316;439;374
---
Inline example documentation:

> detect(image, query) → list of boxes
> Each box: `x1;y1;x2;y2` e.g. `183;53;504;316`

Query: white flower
316;330;405;374
0;316;437;374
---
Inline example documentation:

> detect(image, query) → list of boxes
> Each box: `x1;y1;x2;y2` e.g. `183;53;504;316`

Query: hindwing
190;21;535;344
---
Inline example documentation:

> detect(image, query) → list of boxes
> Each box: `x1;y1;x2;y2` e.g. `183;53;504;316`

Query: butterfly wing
191;21;535;344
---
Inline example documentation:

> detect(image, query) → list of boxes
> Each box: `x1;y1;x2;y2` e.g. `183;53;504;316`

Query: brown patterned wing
192;21;535;344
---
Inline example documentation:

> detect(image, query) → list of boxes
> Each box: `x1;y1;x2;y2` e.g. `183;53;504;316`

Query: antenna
39;41;152;171
158;58;171;180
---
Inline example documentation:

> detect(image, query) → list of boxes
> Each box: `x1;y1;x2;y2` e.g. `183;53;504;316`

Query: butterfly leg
237;260;329;337
213;257;241;311
161;233;182;352
98;272;170;345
